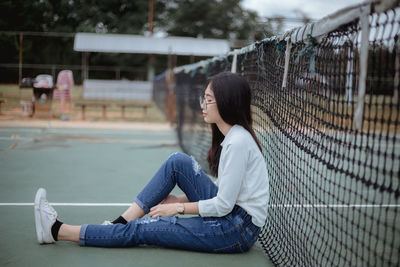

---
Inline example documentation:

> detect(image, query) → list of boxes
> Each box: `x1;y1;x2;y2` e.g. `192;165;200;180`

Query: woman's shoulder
226;125;254;146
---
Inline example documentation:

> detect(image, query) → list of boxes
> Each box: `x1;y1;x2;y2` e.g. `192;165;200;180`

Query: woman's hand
160;194;180;204
149;203;178;218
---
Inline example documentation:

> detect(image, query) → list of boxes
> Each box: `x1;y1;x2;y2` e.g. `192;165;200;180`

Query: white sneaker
101;220;113;225
34;188;57;244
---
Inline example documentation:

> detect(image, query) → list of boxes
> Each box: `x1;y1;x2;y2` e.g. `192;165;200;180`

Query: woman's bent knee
167;152;191;166
167;152;202;175
167;152;188;161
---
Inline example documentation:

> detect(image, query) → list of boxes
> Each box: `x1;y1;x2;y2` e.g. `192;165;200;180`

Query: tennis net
154;1;400;265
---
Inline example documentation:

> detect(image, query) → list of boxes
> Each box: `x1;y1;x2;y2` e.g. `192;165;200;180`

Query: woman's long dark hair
206;72;262;177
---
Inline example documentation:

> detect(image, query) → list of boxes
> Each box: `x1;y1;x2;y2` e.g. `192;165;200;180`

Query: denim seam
137;225;235;237
85;235;132;240
226;216;251;250
85;231;134;241
236;225;251;249
201;222;236;237
138;161;206;212
142;170;173;211
137;228;187;234
201;218;237;236
217;225;236;236
174;169;202;200
214;241;243;253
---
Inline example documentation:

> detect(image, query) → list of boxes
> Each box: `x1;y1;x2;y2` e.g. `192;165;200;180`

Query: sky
241;0;366;32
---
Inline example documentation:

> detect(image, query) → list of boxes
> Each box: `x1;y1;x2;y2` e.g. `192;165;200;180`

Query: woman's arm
183;202;199;214
149;202;199;218
161;194;189;204
198;142;247;217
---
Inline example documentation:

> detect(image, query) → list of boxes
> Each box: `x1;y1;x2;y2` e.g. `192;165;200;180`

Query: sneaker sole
34;188;46;244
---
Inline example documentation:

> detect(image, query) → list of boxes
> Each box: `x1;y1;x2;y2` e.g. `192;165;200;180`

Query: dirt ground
0;84;167;125
0;103;172;131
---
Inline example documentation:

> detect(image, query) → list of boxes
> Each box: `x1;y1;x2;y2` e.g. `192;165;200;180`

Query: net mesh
154;4;400;266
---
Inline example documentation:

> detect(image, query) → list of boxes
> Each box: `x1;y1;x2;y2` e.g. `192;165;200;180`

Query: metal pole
149;0;154;34
18;32;23;85
116;68;120;80
147;0;155;82
81;52;89;82
52;65;56;80
81;52;85;83
147;55;155;81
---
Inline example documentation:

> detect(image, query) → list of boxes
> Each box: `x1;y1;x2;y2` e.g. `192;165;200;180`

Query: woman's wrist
176;203;185;214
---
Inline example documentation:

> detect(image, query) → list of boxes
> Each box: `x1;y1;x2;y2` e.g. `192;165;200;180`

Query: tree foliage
0;0;269;83
160;0;259;40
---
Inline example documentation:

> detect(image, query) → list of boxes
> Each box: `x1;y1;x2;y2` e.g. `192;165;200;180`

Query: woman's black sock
112;216;128;224
51;220;63;241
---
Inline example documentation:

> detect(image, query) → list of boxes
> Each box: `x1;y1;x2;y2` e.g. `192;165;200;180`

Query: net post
231;49;239;73
353;3;371;130
281;39;292;89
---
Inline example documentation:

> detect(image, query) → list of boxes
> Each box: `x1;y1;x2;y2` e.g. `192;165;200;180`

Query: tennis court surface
0;123;272;266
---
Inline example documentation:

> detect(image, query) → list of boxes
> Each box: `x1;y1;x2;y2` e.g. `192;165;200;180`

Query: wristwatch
177;203;185;214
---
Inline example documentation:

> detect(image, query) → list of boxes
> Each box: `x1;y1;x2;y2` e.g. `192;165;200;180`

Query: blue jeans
78;152;260;253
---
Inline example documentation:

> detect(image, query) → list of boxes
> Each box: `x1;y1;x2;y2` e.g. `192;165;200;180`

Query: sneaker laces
41;199;57;220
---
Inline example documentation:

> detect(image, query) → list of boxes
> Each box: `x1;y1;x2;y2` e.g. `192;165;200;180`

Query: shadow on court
0;125;272;266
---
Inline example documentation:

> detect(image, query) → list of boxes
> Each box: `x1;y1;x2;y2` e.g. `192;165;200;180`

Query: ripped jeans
78;152;261;253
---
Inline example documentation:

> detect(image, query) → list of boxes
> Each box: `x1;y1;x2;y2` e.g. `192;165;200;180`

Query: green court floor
0;125;272;266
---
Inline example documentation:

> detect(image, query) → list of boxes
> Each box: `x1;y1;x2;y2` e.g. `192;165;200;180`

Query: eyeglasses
199;96;216;111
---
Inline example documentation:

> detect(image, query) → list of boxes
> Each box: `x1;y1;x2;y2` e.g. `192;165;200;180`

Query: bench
75;101;110;120
117;102;150;119
76;79;152;120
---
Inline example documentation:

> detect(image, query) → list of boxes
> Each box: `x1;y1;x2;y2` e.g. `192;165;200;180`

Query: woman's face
201;83;222;124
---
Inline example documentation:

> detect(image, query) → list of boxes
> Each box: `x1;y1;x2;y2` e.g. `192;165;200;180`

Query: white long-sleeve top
198;125;269;227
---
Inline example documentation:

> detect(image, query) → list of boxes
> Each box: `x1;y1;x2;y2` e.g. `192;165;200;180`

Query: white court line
0;203;399;208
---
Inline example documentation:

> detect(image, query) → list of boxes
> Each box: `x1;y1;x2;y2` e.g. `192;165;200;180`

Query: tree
0;0;268;82
160;0;259;40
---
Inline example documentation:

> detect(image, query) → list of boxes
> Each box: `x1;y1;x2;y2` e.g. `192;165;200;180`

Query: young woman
34;71;269;253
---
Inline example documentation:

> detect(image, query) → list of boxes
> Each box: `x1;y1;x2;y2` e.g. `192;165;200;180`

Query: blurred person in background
54;70;74;121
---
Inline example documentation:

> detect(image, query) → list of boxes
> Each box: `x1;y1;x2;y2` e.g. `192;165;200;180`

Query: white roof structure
83;79;152;101
74;33;230;56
